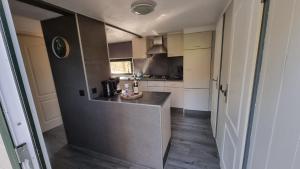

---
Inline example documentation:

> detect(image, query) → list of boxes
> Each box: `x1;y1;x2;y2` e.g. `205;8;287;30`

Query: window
110;59;133;75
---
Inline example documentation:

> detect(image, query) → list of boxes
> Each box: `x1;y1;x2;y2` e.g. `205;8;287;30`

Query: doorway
7;0;68;165
16;33;67;160
17;33;62;133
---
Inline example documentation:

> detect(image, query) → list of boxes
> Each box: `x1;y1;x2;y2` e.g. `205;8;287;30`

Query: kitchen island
88;92;171;169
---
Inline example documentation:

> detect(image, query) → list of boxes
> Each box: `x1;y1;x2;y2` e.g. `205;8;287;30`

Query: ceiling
43;0;229;36
8;0;229;43
8;0;136;43
105;26;136;44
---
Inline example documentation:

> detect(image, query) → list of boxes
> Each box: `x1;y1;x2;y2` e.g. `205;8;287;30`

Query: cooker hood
147;36;167;55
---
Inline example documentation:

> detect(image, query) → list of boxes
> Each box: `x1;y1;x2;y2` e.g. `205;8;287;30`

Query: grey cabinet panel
77;15;111;98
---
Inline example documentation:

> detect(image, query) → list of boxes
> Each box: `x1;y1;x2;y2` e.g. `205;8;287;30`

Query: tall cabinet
184;32;212;111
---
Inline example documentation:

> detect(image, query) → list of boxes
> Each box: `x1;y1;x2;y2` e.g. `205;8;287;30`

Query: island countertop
94;91;171;106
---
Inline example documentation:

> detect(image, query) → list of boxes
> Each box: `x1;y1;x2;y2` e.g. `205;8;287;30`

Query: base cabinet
184;89;209;111
120;80;185;108
164;87;184;108
148;86;165;92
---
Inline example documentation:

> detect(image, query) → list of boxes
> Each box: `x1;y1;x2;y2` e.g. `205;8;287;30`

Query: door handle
212;77;218;89
219;84;228;102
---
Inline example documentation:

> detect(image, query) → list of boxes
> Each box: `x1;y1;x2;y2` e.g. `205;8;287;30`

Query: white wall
0;134;13;169
12;15;43;36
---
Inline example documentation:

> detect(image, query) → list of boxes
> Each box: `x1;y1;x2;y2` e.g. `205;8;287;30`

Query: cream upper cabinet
184;32;212;50
184;48;211;88
167;33;184;57
132;37;148;58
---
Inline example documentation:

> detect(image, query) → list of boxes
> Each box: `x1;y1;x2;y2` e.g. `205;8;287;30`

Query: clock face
51;36;70;59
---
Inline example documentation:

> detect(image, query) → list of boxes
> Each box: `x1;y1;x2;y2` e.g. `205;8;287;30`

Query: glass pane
110;60;132;74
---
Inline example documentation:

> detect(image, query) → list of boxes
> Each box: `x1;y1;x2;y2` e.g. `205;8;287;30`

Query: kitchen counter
95;92;171;106
141;78;183;81
119;77;183;82
87;91;171;169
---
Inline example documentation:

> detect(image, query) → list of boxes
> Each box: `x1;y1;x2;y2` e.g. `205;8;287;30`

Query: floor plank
43;110;220;169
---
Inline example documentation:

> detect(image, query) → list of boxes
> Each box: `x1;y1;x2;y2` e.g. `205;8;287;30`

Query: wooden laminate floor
43;110;220;169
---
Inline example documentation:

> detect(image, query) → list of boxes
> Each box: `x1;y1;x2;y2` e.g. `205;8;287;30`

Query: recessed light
131;0;156;15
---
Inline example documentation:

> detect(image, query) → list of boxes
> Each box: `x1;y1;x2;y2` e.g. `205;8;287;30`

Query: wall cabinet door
164;87;184;108
184;32;212;50
167;33;184;57
132;37;148;58
184;89;209;111
184;49;211;88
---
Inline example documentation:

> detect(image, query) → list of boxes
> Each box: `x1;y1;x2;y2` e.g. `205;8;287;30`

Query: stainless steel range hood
147;36;167;55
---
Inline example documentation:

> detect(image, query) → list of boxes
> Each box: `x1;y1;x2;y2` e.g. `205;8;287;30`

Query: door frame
214;14;226;137
0;103;21;169
0;0;50;168
210;14;225;137
242;0;270;168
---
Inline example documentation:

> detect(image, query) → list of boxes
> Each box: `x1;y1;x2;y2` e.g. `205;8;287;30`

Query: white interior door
216;0;264;169
216;2;234;149
18;35;62;132
247;0;300;168
210;16;224;138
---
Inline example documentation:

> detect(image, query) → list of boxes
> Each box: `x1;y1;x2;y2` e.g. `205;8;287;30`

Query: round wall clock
51;36;70;59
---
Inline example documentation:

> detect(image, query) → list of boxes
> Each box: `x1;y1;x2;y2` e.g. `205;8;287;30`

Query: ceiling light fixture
131;0;156;15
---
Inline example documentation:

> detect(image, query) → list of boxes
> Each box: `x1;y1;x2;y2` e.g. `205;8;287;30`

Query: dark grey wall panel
108;41;133;59
77;15;111;98
41;15;89;146
42;15;166;168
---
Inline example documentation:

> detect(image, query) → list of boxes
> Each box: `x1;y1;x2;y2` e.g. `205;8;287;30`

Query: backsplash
133;54;183;79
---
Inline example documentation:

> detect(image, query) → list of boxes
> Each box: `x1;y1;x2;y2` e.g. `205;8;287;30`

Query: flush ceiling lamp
131;0;157;15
